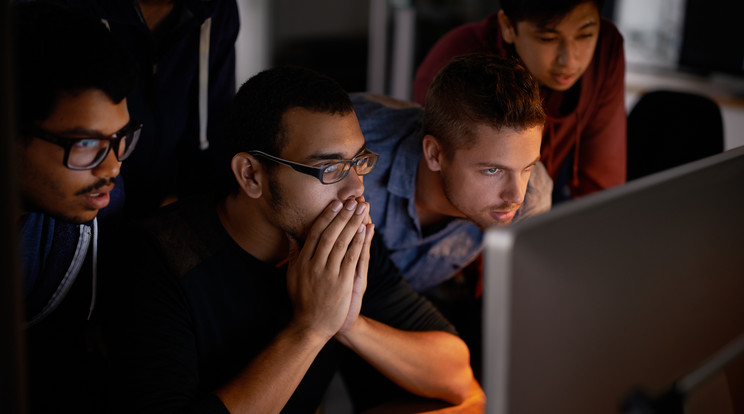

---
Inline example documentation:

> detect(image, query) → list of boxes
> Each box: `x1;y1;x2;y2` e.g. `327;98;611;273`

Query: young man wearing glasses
106;66;477;413
12;2;137;413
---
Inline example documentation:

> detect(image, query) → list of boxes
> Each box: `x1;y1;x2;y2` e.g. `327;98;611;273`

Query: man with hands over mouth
107;66;475;414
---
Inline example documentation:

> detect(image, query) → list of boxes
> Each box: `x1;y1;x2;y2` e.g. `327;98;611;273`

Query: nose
555;40;575;67
339;167;365;201
501;173;526;205
91;146;121;179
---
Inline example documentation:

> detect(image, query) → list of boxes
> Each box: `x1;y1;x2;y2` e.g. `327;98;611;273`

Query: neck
217;192;289;264
137;0;175;31
414;156;457;230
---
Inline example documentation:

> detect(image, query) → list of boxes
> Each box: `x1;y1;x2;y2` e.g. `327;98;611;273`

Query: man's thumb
286;233;300;262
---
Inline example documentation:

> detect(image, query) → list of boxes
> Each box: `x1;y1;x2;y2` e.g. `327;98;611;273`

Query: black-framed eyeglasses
24;120;142;170
249;148;379;184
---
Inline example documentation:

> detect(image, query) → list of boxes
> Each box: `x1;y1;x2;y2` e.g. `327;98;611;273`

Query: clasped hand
285;198;374;342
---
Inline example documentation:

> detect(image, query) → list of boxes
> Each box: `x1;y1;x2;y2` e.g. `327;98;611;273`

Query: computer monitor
483;146;744;414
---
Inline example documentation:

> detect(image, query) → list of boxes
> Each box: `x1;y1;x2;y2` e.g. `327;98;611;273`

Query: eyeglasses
249;148;379;184
25;120;142;170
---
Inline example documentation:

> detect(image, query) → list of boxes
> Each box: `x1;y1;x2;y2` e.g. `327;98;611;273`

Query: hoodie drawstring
545;122;555;174
87;218;98;320
571;111;581;190
198;17;212;150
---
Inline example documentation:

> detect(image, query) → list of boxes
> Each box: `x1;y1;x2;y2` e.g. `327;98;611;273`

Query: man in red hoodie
414;0;626;201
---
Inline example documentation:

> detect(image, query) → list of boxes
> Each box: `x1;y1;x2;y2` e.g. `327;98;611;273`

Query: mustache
491;202;521;212
75;177;116;196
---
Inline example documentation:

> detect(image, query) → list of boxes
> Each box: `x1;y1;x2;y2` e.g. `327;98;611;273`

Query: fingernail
331;200;342;212
358;224;366;233
346;200;358;211
355;203;367;215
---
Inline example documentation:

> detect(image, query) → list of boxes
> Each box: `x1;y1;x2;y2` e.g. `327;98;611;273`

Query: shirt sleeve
574;20;627;196
361;234;458;336
514;160;553;222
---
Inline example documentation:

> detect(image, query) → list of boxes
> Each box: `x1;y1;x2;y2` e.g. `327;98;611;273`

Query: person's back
12;3;137;412
414;0;626;200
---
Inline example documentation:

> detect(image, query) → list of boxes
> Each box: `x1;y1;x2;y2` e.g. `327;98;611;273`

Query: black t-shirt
107;194;455;413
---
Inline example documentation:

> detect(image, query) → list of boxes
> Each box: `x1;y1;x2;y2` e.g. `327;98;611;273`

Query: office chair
627;90;724;181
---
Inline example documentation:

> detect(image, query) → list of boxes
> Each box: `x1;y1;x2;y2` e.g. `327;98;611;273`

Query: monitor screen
483;146;744;414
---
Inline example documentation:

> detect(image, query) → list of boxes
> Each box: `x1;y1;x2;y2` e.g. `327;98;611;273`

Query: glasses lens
66;124;141;169
117;127;141;161
322;162;351;184
354;153;378;175
68;139;110;168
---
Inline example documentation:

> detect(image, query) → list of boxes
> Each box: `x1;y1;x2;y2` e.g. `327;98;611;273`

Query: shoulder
351;93;423;146
517;161;553;221
125;195;228;278
597;17;625;61
414;13;503;103
199;0;240;31
583;18;626;92
438;13;497;50
351;93;421;120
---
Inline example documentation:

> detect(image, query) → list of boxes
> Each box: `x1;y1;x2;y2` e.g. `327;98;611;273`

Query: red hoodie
414;14;627;197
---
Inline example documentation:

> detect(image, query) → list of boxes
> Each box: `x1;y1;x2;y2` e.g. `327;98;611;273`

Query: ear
498;10;516;44
422;134;444;172
231;152;263;199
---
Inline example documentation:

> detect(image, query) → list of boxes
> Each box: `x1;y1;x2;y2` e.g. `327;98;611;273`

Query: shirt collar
387;130;424;200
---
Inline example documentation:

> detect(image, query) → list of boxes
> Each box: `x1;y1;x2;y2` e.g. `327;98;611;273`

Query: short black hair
501;0;605;27
11;1;135;137
224;66;353;158
423;53;545;156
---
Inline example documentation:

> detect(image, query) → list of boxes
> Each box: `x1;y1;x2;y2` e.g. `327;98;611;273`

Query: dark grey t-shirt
108;194;456;414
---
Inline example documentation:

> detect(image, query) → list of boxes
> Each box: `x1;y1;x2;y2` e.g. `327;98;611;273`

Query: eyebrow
41;122;131;138
534;19;597;33
577;20;598;31
305;144;367;163
45;127;108;137
476;156;541;171
526;156;541;168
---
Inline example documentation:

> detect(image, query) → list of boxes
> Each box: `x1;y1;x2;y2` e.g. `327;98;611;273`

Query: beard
267;173;310;242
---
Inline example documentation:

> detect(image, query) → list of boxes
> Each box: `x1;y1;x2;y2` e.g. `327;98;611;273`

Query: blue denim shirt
353;93;552;292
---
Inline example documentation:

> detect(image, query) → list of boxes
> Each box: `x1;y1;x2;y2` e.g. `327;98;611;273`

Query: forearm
215;323;329;414
336;316;473;404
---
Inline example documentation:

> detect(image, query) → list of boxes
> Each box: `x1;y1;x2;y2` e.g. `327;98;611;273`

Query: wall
616;0;744;150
